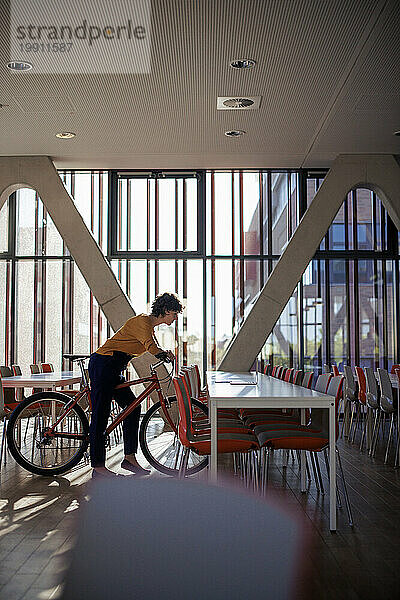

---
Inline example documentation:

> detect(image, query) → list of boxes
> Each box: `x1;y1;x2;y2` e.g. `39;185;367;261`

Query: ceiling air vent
217;96;261;110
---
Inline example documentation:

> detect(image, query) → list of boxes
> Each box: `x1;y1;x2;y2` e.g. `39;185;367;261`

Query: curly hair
151;292;183;317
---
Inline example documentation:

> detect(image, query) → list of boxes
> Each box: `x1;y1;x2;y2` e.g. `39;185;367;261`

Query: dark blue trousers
88;352;141;467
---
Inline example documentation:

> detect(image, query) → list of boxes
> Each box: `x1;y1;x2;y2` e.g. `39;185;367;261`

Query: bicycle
6;354;208;477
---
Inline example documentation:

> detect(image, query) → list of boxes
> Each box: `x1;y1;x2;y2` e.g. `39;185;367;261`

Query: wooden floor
0;426;400;600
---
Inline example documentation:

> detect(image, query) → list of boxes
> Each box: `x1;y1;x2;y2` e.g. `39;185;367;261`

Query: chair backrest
326;375;344;399
0;366;16;404
354;367;367;404
293;370;303;385
263;363;271;376
327;375;344;439
40;363;54;373
310;376;344;437
0;366;13;378
390;364;400;374
179;368;194;397
12;364;22;376
279;368;287;380
343;366;357;402
173;376;195;445
377;368;395;413
301;372;313;389
192;365;203;397
30;364;40;374
364;367;379;409
284;368;294;383
331;365;339;376
314;373;332;394
271;366;277;377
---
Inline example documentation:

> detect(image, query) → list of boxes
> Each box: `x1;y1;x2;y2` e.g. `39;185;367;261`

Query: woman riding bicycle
89;292;183;479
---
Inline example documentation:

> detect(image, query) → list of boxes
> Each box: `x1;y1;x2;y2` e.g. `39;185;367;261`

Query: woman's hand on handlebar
155;350;175;364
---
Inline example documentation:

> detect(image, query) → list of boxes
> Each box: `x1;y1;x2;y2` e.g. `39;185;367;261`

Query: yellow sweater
96;314;163;358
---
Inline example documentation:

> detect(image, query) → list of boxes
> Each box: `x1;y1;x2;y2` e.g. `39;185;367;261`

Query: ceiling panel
0;0;398;168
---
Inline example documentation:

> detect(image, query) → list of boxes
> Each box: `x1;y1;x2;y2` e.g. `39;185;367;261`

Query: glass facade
264;184;399;375
0;170;398;376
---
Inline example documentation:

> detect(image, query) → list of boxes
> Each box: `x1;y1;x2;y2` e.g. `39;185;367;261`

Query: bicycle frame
43;367;177;442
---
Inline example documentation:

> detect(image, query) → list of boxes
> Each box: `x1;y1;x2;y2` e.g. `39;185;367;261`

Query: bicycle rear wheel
139;398;208;476
7;392;89;476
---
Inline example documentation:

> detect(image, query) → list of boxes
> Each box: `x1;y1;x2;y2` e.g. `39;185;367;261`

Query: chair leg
260;448;266;493
323;448;342;508
178;447;189;478
233;452;238;475
265;447;270;492
371;410;382;457
369;409;378;456
384;414;394;465
314;453;325;494
0;420;7;471
309;452;320;492
360;406;368;451
394;418;400;469
340;399;350;438
351;404;360;444
336;448;354;527
295;450;311;482
348;403;356;440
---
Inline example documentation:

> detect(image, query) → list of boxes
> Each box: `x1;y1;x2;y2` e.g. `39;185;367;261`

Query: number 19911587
19;42;73;52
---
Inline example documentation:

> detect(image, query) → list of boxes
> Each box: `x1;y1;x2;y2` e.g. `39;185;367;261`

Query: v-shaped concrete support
219;154;400;372
0;156;134;331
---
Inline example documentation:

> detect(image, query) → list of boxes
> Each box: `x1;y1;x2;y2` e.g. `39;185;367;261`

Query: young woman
88;292;183;478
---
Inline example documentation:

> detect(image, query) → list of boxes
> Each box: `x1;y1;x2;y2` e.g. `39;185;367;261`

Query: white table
207;371;338;531
2;371;81;400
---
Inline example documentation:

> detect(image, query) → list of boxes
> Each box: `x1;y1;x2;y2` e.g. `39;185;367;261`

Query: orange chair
0;367;19;410
173;376;258;477
40;363;54;373
179;368;240;423
332;365;340;376
182;365;239;419
390;364;400;374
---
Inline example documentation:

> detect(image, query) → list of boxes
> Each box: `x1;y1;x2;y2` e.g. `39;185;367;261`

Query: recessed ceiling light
55;132;76;139
394;130;400;136
224;130;246;137
230;59;256;69
7;61;33;71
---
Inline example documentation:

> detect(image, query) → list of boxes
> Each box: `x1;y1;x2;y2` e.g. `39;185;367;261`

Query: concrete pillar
0;156;134;331
219;154;400;372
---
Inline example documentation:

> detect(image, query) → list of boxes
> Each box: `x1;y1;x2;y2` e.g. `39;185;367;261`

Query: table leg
210;400;217;482
329;400;337;531
300;408;306;491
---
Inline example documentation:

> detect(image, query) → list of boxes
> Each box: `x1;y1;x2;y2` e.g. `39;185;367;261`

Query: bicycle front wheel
7;392;89;476
139;398;208;476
